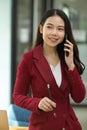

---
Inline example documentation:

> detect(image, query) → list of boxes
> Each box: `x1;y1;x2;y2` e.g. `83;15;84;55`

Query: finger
65;39;73;46
38;97;56;112
42;98;55;110
39;100;53;112
46;98;56;108
66;39;73;45
41;103;53;112
64;43;73;49
38;98;53;111
64;42;73;55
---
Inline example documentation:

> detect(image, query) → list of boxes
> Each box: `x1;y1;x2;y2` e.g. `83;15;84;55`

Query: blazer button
62;128;65;130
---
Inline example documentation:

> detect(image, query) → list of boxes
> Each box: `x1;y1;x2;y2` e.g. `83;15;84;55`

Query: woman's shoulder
22;49;33;61
22;45;42;60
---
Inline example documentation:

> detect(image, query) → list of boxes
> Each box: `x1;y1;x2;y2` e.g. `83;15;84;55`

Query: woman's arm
12;52;41;112
65;66;86;103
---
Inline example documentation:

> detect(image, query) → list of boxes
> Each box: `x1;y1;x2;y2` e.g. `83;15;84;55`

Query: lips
49;37;58;43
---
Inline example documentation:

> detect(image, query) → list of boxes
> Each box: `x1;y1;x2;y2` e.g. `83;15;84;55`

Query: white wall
0;0;11;109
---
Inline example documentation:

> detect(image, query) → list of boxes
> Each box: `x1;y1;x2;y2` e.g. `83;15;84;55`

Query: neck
43;44;58;57
43;44;60;66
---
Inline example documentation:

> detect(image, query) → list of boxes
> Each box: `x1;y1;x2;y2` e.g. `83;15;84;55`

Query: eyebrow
46;23;64;28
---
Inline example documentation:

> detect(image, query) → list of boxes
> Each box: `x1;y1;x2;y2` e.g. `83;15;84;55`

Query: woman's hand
38;97;56;112
64;39;75;70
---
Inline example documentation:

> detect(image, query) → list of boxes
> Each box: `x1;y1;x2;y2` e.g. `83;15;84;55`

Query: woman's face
40;15;65;47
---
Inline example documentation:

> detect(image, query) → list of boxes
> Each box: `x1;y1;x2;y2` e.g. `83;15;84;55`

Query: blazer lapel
32;45;67;92
33;45;55;85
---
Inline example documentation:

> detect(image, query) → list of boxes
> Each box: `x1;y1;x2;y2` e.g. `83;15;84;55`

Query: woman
13;9;86;130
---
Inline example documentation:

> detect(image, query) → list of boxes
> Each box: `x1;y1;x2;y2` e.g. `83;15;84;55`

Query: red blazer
13;45;86;130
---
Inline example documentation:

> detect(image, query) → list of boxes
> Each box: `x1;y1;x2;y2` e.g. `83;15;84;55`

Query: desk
9;126;28;130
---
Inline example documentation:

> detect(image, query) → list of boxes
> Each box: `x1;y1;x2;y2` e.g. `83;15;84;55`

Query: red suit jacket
13;45;86;130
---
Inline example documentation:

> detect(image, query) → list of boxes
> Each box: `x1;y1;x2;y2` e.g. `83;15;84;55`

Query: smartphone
64;34;69;57
64;34;67;42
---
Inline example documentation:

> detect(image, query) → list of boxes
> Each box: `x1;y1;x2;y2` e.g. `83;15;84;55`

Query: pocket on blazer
29;111;47;125
66;108;82;130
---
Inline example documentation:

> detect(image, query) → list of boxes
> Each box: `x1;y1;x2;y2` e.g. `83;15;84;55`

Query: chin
48;43;58;47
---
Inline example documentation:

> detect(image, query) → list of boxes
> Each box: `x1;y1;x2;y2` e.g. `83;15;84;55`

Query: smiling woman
13;9;86;130
0;1;87;130
39;15;65;48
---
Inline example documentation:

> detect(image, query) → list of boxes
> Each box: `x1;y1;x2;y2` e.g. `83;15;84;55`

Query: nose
51;29;58;35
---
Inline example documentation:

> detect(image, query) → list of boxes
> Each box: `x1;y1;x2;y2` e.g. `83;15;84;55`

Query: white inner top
50;62;62;87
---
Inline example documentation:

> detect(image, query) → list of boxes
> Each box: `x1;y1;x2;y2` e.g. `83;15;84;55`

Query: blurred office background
0;0;87;129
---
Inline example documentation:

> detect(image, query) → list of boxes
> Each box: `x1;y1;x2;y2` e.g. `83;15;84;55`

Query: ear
39;24;43;34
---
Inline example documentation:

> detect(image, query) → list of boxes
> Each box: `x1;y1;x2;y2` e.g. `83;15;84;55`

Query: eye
58;28;64;31
46;25;53;29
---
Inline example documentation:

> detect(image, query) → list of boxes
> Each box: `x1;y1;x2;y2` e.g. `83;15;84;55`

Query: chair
7;104;31;127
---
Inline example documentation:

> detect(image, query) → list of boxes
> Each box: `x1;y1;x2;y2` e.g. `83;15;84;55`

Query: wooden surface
9;126;28;130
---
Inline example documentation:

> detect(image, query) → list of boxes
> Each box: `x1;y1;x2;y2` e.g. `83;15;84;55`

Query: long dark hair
33;9;85;75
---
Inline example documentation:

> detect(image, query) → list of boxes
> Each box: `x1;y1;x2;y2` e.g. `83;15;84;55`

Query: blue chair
7;104;31;126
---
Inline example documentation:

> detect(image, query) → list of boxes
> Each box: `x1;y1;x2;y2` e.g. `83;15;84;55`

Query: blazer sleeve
12;51;41;113
65;65;86;103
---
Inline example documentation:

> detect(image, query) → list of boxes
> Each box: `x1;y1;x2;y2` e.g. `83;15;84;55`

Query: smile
49;38;58;42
